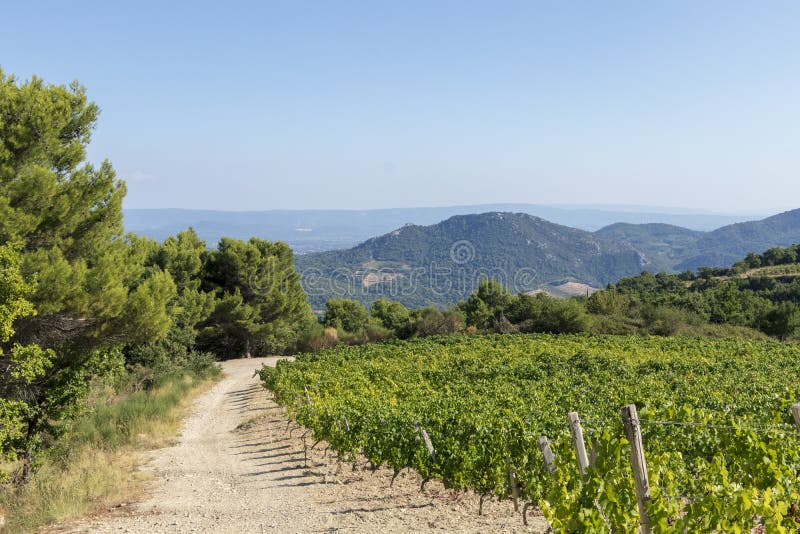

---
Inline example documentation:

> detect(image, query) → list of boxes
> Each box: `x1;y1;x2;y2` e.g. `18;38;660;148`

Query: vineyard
259;334;800;532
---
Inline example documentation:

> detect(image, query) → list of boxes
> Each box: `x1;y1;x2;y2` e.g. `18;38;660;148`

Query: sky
2;1;799;212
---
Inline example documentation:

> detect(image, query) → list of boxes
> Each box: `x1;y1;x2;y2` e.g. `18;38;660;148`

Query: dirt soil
55;357;549;533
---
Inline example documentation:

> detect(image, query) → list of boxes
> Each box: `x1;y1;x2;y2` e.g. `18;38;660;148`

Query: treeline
0;71;311;485
599;245;800;340
706;244;800;276
308;279;590;347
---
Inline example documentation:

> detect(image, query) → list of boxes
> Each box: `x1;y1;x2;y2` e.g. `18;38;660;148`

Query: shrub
324;299;369;333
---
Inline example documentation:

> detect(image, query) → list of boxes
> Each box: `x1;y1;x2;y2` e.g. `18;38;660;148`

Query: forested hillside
298;209;800;308
296;212;647;309
596;209;800;272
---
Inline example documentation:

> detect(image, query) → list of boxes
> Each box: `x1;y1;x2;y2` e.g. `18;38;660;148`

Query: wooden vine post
505;454;520;511
621;404;652;534
537;436;557;476
420;428;436;461
792;403;800;432
304;386;314;415
568;412;589;476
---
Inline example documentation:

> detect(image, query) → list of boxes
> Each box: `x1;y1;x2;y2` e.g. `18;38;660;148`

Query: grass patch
0;364;221;533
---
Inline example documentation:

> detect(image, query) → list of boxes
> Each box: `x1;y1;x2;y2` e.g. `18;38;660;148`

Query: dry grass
0;369;220;533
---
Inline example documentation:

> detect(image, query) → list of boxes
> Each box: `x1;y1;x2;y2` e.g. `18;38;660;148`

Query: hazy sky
3;1;798;212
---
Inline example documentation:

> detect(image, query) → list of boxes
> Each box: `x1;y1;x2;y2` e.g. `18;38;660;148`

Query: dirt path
63;358;548;533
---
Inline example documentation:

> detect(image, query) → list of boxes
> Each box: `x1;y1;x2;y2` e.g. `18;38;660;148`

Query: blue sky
3;1;798;212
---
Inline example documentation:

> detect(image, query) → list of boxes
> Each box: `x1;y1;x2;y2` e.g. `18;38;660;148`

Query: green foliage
154;229;206;292
124;229;216;373
294;321;339;352
0;245;54;471
0;71;179;479
199;237;312;357
586;288;630;315
1;364;220;532
262;334;800;531
324;298;369;333
506;293;591;334
0;70;164;346
640;304;692;336
758;302;800;341
604;247;800;339
460;279;513;329
370;298;412;336
411;307;465;337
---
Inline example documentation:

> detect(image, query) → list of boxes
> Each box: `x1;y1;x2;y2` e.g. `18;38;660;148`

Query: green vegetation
198;237;313;358
0;245;54;479
595;211;800;272
0;69;310;530
261;334;800;531
4;65;800;531
1;364;220;532
295;243;800;349
324;298;370;333
296;212;646;309
600;244;800;341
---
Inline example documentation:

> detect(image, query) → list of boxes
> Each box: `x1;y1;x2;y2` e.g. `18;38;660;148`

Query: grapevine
260;334;800;531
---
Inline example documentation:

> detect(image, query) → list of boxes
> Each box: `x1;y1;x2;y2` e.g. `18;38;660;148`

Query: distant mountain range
124;205;763;254
598;209;800;272
295;209;800;310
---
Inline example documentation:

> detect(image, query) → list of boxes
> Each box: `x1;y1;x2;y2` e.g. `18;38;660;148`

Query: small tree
370;298;412;337
759;302;800;341
586;289;630;315
461;279;512;329
324;298;369;333
200;237;313;357
412;307;465;337
507;293;590;334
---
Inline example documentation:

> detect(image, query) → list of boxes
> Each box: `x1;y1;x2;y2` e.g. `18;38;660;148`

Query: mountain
297;209;800;309
594;223;705;272
596;209;800;272
295;212;647;310
674;209;800;271
123;205;761;254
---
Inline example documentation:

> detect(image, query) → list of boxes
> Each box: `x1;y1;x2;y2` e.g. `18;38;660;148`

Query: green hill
595;208;800;273
295;212;646;309
594;222;704;272
297;209;800;310
675;209;800;270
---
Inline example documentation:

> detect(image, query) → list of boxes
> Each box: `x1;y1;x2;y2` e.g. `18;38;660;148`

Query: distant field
740;264;800;278
263;334;800;530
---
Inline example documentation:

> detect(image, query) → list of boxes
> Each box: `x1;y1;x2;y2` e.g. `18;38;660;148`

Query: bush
586;289;630;315
370;299;413;337
0;366;220;532
589;314;641;335
296;322;339;352
508;294;591;334
412;307;465;337
640;305;692;336
758;302;800;340
324;299;369;333
338;324;393;346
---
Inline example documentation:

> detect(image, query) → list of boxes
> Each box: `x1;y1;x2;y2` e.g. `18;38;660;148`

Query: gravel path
60;357;548;533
